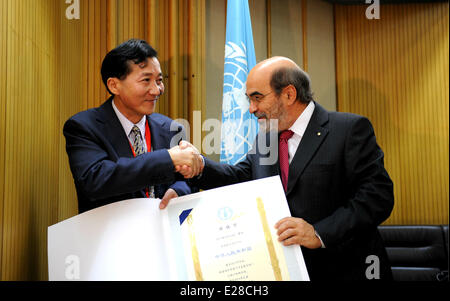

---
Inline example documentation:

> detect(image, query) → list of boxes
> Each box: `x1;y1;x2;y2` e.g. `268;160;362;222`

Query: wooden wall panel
58;0;84;222
0;0;8;279
82;0;109;109
1;0;60;280
335;3;449;225
188;0;206;148
168;0;180;119
117;0;146;43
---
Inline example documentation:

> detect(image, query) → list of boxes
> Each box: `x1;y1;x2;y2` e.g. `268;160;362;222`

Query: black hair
270;67;314;104
101;39;158;94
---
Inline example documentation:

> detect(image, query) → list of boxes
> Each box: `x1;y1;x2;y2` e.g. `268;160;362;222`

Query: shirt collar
112;98;146;138
289;101;315;137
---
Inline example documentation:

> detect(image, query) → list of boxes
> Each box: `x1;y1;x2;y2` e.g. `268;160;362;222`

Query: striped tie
130;125;154;198
131;125;145;156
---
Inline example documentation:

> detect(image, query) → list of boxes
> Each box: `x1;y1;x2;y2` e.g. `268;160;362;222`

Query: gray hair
270;67;314;104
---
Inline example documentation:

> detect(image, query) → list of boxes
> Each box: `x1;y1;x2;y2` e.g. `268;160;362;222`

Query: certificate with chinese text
48;176;309;281
163;176;309;281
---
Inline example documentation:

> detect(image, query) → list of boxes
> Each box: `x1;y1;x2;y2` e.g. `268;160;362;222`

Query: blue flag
220;0;259;165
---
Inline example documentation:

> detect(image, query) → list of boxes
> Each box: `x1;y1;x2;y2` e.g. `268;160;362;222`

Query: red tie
279;130;294;192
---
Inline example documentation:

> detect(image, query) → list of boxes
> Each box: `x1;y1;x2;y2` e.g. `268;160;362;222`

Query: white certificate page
163;176;310;281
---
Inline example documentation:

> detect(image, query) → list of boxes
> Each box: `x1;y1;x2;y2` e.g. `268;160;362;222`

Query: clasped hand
168;141;204;179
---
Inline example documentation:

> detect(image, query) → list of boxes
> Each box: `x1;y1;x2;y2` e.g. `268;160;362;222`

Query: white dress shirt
287;101;315;164
112;99;148;152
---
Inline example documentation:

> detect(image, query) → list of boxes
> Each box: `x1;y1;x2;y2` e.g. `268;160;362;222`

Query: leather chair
378;225;449;281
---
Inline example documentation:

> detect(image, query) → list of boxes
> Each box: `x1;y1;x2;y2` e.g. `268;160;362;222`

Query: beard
258;118;278;133
256;100;287;133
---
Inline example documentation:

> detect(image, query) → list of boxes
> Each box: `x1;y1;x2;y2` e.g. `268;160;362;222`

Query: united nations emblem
221;41;258;165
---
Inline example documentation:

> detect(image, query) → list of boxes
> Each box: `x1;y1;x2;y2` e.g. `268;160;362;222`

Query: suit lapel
147;114;167;150
97;97;134;158
286;102;329;195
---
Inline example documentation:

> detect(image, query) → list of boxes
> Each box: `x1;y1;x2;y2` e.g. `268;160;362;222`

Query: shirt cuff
196;155;205;179
315;230;326;248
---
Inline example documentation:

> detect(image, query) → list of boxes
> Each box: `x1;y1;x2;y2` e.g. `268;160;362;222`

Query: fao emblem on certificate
217;207;234;221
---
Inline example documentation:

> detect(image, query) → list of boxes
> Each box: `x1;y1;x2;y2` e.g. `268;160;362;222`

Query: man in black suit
163;56;394;280
64;39;202;213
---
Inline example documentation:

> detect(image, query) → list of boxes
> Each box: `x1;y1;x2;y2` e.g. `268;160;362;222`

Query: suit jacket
63;97;191;213
193;101;394;281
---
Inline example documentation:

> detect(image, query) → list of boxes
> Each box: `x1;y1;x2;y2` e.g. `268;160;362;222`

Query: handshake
167;141;204;179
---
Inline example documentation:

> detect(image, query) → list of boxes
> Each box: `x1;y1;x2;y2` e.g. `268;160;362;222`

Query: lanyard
129;119;152;197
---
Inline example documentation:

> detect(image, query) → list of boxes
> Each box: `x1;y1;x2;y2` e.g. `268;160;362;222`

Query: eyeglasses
246;91;274;103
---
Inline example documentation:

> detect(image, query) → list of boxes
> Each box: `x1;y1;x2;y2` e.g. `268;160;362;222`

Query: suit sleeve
170;180;193;196
165;121;193;196
313;117;394;249
63;117;177;199
191;156;253;190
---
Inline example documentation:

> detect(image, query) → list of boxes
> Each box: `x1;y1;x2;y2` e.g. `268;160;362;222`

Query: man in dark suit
163;56;394;280
64;39;202;213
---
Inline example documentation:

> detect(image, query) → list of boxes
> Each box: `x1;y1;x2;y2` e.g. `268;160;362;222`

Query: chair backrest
378;225;449;281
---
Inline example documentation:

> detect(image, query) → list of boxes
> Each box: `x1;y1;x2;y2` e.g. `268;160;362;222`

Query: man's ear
107;78;120;95
283;84;297;105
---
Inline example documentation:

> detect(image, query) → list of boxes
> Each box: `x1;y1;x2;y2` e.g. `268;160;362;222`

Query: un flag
220;0;259;165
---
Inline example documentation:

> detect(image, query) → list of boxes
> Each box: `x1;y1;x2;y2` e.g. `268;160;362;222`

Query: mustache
254;112;266;119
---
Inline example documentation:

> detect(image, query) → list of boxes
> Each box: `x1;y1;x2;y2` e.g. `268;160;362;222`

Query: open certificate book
48;176;309;281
